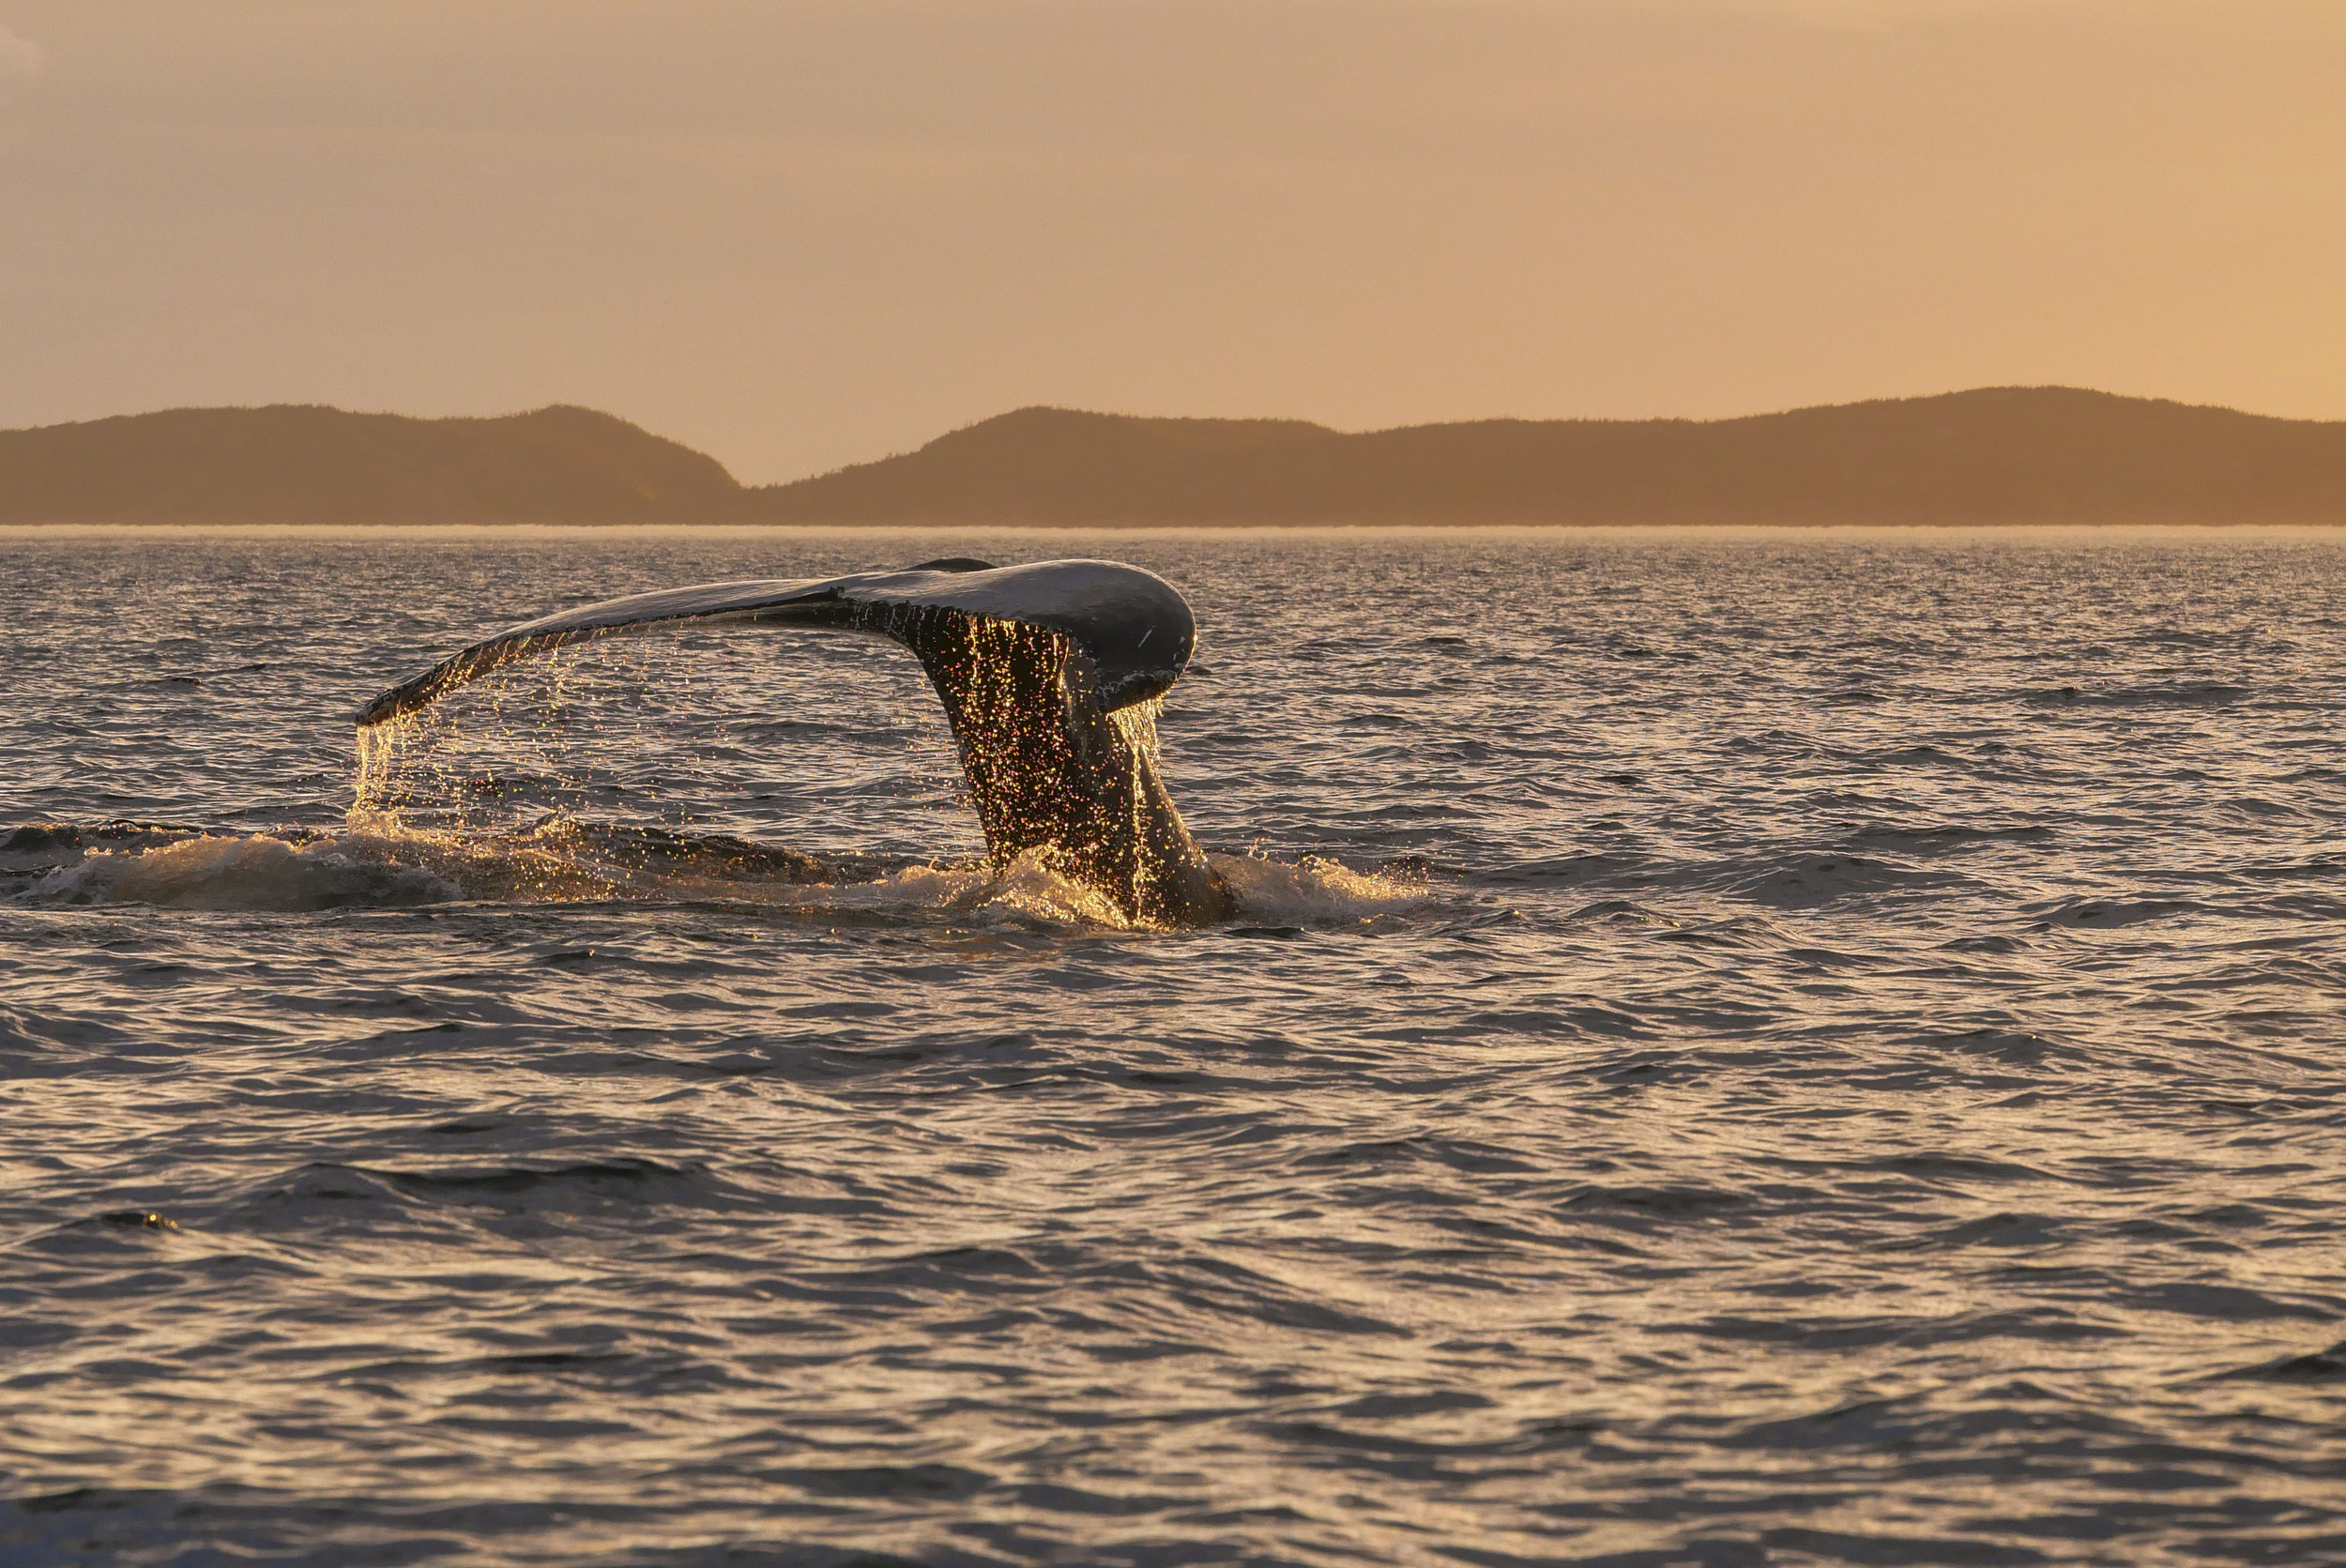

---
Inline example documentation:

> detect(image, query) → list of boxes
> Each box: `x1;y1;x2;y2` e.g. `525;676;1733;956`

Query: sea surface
3;525;2343;1568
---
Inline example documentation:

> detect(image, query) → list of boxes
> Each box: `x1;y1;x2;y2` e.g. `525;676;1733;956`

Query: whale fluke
354;559;1231;926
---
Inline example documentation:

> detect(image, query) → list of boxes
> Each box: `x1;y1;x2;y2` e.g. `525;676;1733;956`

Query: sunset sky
3;0;2339;483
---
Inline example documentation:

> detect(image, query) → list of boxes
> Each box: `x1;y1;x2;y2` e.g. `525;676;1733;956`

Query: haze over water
4;525;2344;1566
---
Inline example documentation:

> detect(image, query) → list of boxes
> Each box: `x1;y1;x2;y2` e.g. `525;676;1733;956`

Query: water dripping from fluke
353;559;1237;927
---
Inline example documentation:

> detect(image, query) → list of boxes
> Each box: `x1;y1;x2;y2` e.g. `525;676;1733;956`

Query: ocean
4;525;2343;1567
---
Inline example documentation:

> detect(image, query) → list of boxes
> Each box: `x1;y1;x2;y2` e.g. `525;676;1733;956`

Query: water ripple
2;525;2343;1565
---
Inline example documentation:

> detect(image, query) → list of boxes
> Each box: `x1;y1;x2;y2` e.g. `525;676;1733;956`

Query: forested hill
0;403;741;525
744;388;2346;525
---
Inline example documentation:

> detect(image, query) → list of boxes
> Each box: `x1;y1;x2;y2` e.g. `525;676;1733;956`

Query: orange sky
2;1;2340;483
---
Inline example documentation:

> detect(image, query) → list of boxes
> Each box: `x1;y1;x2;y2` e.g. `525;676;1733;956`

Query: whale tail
354;558;1231;926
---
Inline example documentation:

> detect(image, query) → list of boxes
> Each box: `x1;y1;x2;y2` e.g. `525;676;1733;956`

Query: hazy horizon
4;1;2341;482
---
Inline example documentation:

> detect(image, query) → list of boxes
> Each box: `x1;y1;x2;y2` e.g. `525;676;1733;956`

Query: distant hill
0;403;740;525
745;388;2346;525
8;388;2345;525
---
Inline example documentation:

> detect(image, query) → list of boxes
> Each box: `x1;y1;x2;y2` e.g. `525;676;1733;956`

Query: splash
298;564;1425;930
311;619;1428;930
349;718;405;826
347;559;1231;925
17;822;1145;921
1211;852;1431;926
11;626;1428;925
28;830;461;911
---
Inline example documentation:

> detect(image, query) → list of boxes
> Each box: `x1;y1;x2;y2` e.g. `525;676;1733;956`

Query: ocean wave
10;529;2346;1568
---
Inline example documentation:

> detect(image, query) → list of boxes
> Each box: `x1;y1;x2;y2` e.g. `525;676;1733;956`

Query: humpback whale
355;558;1234;927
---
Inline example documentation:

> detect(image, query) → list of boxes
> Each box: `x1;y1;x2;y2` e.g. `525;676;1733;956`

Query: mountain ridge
7;388;2345;525
745;388;2346;525
0;403;739;525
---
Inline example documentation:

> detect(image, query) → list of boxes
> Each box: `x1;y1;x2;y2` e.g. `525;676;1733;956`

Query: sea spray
28;831;462;910
1210;851;1430;926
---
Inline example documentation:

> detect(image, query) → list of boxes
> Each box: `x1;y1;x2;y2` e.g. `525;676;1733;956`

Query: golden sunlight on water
2;527;2343;1566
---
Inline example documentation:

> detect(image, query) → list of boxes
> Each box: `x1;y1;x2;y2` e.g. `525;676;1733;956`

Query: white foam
30;833;463;911
1211;852;1429;926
